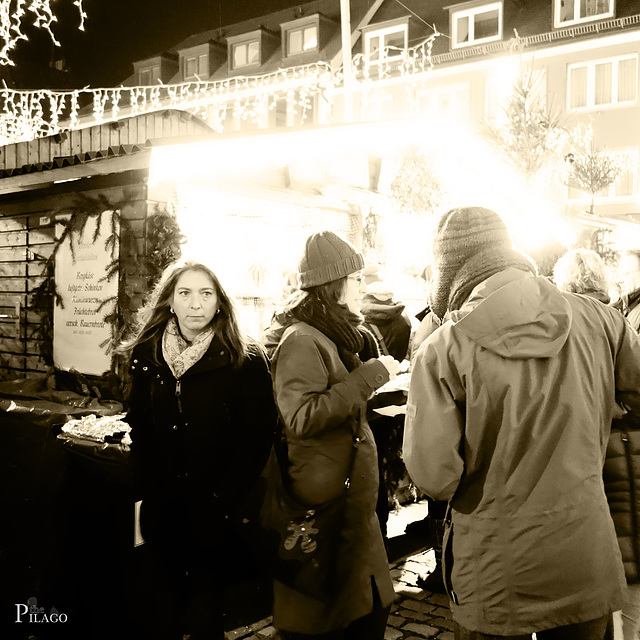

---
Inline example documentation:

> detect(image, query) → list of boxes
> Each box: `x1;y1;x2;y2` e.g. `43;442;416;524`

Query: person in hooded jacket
403;207;640;640
120;259;278;640
260;230;399;640
553;248;640;640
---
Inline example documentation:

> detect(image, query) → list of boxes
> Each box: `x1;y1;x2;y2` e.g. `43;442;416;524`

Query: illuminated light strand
0;43;438;146
0;0;85;66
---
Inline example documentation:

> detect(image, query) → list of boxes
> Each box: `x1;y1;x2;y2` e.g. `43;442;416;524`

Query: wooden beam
0;151;152;196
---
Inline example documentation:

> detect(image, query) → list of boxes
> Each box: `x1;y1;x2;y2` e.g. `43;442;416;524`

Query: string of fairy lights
0;0;86;66
0;35;438;147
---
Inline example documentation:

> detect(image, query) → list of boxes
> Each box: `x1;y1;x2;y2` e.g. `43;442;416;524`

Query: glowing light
0;62;336;146
0;0;85;66
0;36;439;146
149;119;576;304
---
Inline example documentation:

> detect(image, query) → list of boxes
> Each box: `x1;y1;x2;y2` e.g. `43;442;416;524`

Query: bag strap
274;407;361;494
367;323;389;357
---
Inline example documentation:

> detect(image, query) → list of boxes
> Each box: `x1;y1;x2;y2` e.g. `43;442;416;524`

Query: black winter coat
125;333;278;547
604;415;640;584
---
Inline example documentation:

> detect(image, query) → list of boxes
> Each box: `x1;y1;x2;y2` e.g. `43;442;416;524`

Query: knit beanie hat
298;230;365;289
429;206;536;319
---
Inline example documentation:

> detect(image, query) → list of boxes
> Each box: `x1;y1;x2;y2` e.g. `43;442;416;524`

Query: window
287;25;318;56
139;66;159;85
233;40;260;69
554;0;614;28
185;57;197;78
612;154;636;199
199;54;209;77
568;55;637;110
418;84;471;122
452;2;502;48
183;52;210;79
364;23;408;62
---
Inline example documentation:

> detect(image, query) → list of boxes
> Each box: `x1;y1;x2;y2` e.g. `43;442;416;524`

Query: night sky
0;0;314;89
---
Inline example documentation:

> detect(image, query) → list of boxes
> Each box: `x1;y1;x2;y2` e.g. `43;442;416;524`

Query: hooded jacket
404;268;640;635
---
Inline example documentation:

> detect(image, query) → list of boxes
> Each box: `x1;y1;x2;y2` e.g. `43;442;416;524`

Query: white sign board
53;211;118;375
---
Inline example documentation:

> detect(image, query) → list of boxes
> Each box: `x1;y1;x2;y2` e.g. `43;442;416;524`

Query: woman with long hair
120;259;277;640
261;231;399;639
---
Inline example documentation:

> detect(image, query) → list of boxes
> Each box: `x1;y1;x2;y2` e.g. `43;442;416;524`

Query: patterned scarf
162;316;215;379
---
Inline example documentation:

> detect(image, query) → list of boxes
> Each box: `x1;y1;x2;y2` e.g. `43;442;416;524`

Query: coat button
173;425;178;431
133;359;138;364
375;373;384;383
143;366;148;371
220;351;224;355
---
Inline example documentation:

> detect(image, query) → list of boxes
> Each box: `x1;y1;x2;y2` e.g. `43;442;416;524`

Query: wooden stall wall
0;174;150;382
0;109;212;171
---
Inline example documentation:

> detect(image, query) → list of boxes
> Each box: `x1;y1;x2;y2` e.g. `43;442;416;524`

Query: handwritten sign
53;211;118;375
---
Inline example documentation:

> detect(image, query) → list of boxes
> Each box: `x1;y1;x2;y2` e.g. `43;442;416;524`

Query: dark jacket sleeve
218;341;278;508
122;354;154;498
604;414;640;583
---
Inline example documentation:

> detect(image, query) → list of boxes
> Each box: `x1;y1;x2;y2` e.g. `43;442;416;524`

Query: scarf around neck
291;299;365;372
162;316;215;379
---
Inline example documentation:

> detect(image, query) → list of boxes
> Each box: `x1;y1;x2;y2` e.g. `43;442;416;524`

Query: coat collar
132;332;231;376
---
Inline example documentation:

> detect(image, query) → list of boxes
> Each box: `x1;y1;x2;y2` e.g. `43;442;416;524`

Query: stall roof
0;109;215;195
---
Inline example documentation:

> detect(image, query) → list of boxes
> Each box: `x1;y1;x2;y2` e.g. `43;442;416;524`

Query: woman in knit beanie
429;206;537;319
261;230;399;640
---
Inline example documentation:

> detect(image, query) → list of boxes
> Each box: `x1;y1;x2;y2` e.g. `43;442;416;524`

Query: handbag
236;418;359;602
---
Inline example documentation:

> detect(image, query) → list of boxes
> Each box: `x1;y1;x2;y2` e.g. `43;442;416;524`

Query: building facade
118;0;640;222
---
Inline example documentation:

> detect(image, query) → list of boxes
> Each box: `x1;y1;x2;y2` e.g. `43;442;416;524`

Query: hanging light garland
0;35;438;147
0;0;86;66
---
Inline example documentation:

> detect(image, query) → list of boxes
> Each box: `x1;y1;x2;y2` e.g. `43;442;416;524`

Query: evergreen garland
145;203;185;288
30;193;144;399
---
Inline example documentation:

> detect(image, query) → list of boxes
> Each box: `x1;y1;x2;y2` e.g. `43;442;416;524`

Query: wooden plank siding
0;176;151;381
0;109;214;171
0;108;213;381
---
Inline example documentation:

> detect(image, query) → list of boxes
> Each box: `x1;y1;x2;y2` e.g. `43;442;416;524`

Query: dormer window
133;53;178;86
450;1;502;48
179;42;225;80
288;25;317;55
281;14;335;60
227;29;278;72
139;66;159;85
184;54;209;79
362;18;409;63
233;40;260;68
554;0;614;28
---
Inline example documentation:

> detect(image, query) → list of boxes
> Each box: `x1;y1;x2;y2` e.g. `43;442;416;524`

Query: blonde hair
553;249;610;299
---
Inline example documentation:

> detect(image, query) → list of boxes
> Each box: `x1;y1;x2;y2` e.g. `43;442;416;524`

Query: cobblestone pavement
224;542;455;640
